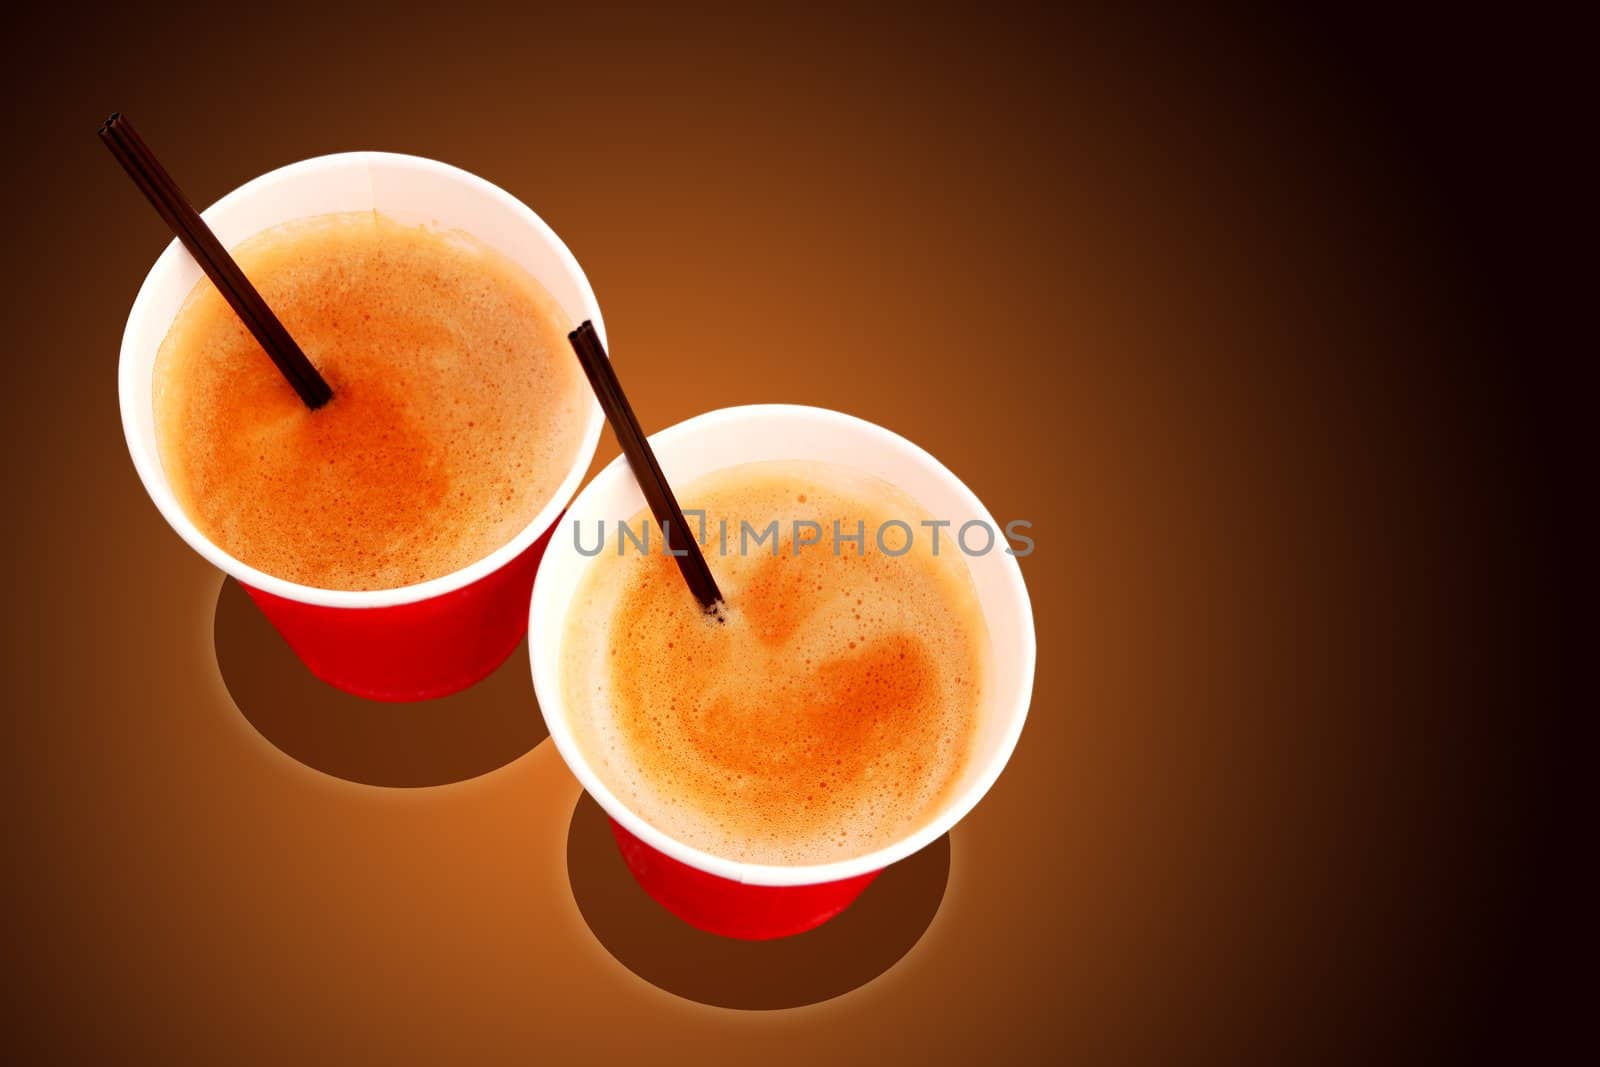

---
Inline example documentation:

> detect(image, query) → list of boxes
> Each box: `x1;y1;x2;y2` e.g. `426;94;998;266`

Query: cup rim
529;403;1036;887
116;150;606;609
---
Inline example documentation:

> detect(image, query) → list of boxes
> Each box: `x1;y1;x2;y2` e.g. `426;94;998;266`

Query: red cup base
241;524;555;702
608;818;881;940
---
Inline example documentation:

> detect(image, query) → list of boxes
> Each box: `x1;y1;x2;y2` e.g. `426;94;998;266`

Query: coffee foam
561;460;990;866
152;211;587;591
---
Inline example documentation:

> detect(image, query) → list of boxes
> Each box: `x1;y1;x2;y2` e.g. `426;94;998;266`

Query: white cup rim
117;151;606;609
530;404;1036;887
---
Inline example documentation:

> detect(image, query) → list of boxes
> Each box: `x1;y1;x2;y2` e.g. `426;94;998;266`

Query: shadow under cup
529;404;1036;939
117;153;605;701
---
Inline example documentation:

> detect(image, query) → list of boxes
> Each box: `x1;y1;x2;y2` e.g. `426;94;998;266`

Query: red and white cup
530;405;1036;939
118;153;605;701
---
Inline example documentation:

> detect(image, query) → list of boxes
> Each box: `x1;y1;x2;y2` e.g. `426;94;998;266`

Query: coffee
153;211;587;591
561;460;989;866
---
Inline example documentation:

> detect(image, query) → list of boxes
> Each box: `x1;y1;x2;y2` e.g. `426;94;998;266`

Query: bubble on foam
152;212;587;591
560;461;991;867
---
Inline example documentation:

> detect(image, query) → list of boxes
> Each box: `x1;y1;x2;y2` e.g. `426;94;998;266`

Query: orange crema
153;211;586;591
562;461;989;866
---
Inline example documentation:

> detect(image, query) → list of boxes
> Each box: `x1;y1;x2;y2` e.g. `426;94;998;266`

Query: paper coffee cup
118;152;605;701
530;404;1035;938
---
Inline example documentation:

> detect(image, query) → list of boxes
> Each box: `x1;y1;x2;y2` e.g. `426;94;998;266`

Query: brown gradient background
0;6;1571;1065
